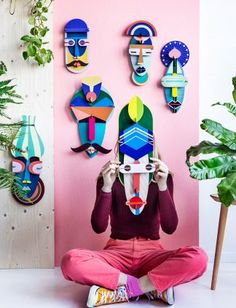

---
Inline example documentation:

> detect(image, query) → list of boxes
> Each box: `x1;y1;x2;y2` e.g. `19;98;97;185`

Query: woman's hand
101;160;120;192
150;158;169;191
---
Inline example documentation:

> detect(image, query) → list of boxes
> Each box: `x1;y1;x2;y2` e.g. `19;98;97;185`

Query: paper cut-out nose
169;47;181;59
86;91;97;102
74;42;80;57
137;49;144;64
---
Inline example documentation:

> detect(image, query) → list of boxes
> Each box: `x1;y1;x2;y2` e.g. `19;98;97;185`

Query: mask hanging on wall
11;115;45;206
70;76;114;158
160;40;190;113
126;21;157;86
118;96;155;215
64;18;89;73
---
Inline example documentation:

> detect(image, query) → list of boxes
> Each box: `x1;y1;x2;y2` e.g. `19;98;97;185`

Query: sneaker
87;285;129;307
145;287;175;305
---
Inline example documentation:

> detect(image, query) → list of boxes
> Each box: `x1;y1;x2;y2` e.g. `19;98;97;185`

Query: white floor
0;264;235;308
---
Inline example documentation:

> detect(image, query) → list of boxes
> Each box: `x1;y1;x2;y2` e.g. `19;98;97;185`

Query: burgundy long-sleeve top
91;175;178;240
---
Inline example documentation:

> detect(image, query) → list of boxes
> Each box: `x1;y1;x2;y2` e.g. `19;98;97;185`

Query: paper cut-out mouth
126;196;146;209
169;101;181;107
67;60;88;68
22;186;31;191
136;67;146;74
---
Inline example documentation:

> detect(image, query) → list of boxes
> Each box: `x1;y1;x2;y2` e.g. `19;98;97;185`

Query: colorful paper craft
118;96;154;215
11;115;45;206
64;18;89;74
70;76;114;158
119;163;155;174
126;21;157;86
160;41;190;113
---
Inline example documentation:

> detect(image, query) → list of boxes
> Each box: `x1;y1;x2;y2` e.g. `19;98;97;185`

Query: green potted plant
21;0;53;66
0;61;23;194
186;77;236;207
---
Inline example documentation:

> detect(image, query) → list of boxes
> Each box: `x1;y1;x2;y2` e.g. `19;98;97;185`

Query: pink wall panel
54;0;199;265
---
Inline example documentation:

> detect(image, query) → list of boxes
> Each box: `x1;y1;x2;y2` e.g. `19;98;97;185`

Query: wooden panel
0;1;54;268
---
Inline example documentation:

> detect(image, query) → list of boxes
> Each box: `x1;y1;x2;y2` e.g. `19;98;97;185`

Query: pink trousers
61;238;208;293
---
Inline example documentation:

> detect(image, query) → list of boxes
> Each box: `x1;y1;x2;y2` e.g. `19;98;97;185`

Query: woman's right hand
101;160;120;192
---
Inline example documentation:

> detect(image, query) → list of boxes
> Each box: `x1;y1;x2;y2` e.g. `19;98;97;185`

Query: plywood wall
0;1;54;268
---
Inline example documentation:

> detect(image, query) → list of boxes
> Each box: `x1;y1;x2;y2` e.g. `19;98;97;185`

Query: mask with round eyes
126;20;157;86
118;96;155;216
64;18;89;73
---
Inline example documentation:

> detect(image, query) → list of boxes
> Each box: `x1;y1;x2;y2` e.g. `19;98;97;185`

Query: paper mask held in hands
64;18;89;73
118;96;154;215
126;20;157;86
11;115;45;206
70;76;114;158
161;40;190;113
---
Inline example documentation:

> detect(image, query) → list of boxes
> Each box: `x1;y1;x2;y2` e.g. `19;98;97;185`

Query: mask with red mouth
160;40;190;113
118;96;155;215
64;18;89;74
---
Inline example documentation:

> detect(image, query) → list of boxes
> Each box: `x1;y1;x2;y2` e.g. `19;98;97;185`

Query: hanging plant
186;77;236;207
0;61;25;197
20;0;53;66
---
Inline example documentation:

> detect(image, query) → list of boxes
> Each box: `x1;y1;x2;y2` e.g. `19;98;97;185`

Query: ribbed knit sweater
91;175;178;240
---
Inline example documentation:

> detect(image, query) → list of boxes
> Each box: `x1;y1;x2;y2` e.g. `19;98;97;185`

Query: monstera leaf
186;76;236;207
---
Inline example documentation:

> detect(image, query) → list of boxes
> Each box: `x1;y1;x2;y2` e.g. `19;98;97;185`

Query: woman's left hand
150;158;169;191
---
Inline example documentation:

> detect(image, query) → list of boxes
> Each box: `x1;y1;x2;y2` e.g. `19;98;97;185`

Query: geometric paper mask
118;96;154;215
70;76;114;158
126;21;157;86
161;41;190;112
64;18;89;73
11;115;45;206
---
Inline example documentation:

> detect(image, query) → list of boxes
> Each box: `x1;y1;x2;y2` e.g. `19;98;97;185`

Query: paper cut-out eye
142;49;153;56
124;165;131;171
29;161;43;175
64;39;75;47
129;48;140;55
78;39;89;46
145;164;153;171
12;159;25;173
119;163;155;174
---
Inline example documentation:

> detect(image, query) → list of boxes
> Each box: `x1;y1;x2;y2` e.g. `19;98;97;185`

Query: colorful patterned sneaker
145;287;175;305
87;285;129;307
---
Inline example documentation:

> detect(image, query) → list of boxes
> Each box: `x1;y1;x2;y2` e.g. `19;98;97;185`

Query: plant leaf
0;79;12;88
201;119;236;150
0;98;22;105
0;85;16;96
21;35;33;43
189;156;236;180
22;51;29;60
27;44;37;56
212;102;236;117
186;141;236;166
217;172;236;207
